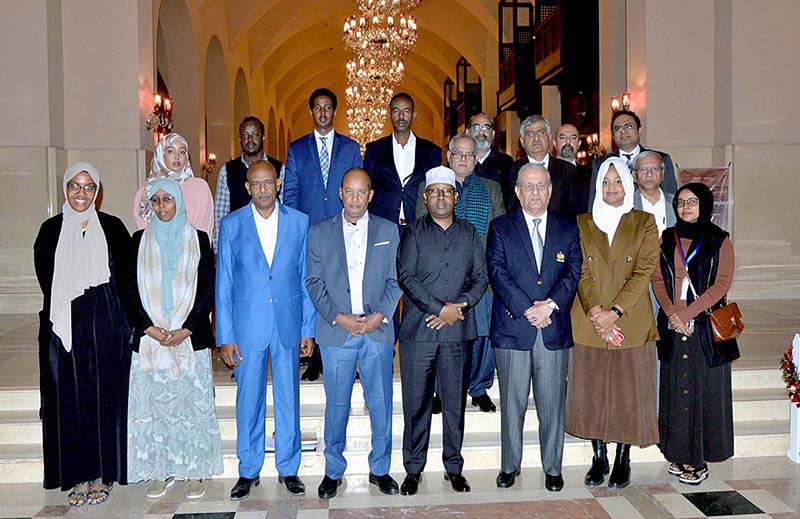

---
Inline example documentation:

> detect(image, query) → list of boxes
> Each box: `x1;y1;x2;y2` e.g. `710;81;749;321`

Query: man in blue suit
216;160;316;500
486;163;582;492
305;168;403;499
364;92;442;227
283;87;362;381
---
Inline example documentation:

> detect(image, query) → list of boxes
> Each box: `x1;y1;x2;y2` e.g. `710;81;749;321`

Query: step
0;421;788;483
731;265;800;300
734;240;795;265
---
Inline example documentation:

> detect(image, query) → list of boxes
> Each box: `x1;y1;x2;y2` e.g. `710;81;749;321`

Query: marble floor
1;457;799;518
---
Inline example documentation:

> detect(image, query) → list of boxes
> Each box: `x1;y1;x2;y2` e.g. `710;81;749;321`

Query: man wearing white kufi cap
396;166;489;495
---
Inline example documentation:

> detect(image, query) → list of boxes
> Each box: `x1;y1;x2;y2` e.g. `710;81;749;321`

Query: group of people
34;89;738;508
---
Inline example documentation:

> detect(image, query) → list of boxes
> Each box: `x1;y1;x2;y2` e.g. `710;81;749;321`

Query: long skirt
39;284;131;490
127;348;223;481
566;343;659;446
658;332;734;467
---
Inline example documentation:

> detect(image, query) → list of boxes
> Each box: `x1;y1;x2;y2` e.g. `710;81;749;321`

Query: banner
678;166;732;231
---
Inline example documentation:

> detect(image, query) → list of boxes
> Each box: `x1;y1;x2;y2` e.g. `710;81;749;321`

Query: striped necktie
319;136;330;188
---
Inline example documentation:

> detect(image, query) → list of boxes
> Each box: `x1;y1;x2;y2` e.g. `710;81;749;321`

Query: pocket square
374;241;390;246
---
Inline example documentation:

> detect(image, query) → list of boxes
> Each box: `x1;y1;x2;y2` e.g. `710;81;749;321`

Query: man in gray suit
305;168;403;499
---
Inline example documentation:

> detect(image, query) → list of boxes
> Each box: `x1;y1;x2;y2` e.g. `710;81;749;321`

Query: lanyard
675;229;703;271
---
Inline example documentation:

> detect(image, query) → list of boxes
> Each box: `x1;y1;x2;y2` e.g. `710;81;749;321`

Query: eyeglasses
612;122;637;133
426;187;456;198
634;166;664;175
449;151;476;160
675;197;699;208
248;179;276;191
66;182;98;195
149;194;175;204
523;128;549;139
517;182;550;192
469;123;493;133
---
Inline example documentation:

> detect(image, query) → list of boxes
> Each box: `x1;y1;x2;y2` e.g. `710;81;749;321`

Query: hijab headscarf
673;182;715;240
138;133;194;223
147;178;188;317
592;156;635;246
50;162;111;352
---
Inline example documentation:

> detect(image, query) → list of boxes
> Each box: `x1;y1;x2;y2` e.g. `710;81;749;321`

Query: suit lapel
243;202;270;271
271;204;288;268
540;215;558;276
512;210;538;273
610;211;635;261
585;213;612;264
383;137;401;187
306;134;325;186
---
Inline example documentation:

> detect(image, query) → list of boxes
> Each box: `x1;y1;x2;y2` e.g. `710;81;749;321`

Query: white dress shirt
640;188;667;235
314;129;334;160
392;131;417;222
342;211;369;315
619;144;642;164
527;153;550;169
252;202;279;267
523;209;548;250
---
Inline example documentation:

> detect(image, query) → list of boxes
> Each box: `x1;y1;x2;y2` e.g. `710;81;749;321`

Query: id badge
680;277;689;301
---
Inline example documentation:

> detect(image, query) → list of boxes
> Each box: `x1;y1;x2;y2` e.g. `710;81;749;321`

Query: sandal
67;481;90;507
679;464;709;486
87;479;113;505
668;462;686;476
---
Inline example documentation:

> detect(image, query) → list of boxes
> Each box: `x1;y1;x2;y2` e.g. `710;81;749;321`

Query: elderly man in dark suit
305;168;403;499
588;110;677;209
363;92;442;227
397;166;488;495
486;163;582;492
466;112;513;186
554;123;592;211
502;115;583;217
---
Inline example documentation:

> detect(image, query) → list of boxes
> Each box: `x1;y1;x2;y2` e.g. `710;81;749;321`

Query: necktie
532;218;543;272
532;217;545;349
533;161;545;167
319;136;330;188
622;153;633;168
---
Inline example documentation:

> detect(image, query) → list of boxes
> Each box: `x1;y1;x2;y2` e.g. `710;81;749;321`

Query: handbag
708;301;744;342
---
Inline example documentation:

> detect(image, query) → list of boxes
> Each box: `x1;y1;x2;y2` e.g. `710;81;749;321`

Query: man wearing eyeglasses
397;166;488;495
415;135;504;414
466;112;514;187
588;110;677;209
632;151;676;238
502;115;582;217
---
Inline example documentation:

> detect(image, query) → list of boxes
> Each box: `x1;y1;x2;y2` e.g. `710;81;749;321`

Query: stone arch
204;35;231;191
233;68;250;141
278;118;287;160
267;107;278;156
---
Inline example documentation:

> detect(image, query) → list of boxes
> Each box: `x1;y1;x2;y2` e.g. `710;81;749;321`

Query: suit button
592;278;596;282
537;280;543;285
269;275;273;280
682;336;688;342
444;280;449;285
683;389;689;395
445;262;449;267
682;354;688;359
444;247;449;251
324;197;328;201
269;298;274;303
346;289;350;293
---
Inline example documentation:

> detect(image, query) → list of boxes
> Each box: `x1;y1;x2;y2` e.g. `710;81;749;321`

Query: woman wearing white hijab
566;157;660;489
34;162;132;506
132;133;214;234
125;178;222;500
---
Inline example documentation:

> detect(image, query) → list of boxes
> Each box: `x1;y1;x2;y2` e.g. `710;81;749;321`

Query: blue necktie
319;136;330;188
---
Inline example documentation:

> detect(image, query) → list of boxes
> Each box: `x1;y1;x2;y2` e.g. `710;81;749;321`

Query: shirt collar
523;208;548;229
251;201;279;222
527;154;550;168
342;210;369;229
392;131;416;150
314;129;335;141
240;152;268;167
620;145;641;158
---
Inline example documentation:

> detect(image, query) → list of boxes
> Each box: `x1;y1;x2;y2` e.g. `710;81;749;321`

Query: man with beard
466;112;513;187
554;123;591;212
397;166;488;495
213;116;284;252
216;160;316;500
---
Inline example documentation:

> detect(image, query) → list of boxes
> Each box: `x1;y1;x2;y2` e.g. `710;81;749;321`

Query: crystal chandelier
343;0;422;150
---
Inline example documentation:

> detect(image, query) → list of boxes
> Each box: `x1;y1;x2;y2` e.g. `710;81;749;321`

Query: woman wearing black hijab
651;182;738;486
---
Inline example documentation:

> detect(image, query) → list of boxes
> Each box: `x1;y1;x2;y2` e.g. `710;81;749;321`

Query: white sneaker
146;477;175;499
186;479;205;499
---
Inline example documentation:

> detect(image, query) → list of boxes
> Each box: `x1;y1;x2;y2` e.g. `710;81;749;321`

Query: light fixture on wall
146;93;173;139
610;92;631;112
202;153;217;180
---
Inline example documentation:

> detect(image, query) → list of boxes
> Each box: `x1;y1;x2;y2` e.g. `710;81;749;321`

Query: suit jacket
215;202;316;351
363;134;442;224
126;229;215;351
570;210;660;348
588;147;677;210
305;212;402;346
282;131;363;225
475;148;514;185
633;188;676;234
487;209;582;351
503;156;583;218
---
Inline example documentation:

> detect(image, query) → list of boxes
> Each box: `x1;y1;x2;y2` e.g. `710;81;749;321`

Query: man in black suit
364;93;442;227
587;110;677;210
501;115;582;217
466;112;513;186
554;123;591;213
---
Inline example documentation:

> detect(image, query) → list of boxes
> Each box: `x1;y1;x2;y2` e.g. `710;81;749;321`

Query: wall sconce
585;133;606;160
611;92;631;112
146;93;173;139
202;153;217;179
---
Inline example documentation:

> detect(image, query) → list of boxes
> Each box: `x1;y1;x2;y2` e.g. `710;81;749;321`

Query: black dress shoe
444;472;471;492
317;476;342;499
432;394;442;415
496;469;521;488
369;473;399;495
471;394;497;413
400;473;421;495
301;366;321;382
278;475;306;495
230;476;260;501
545;473;564;492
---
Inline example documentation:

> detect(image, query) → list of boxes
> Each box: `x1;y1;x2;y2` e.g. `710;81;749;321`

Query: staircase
0;365;789;484
732;240;800;300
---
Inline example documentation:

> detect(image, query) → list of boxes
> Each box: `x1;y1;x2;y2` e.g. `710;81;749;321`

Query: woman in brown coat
566;157;659;489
